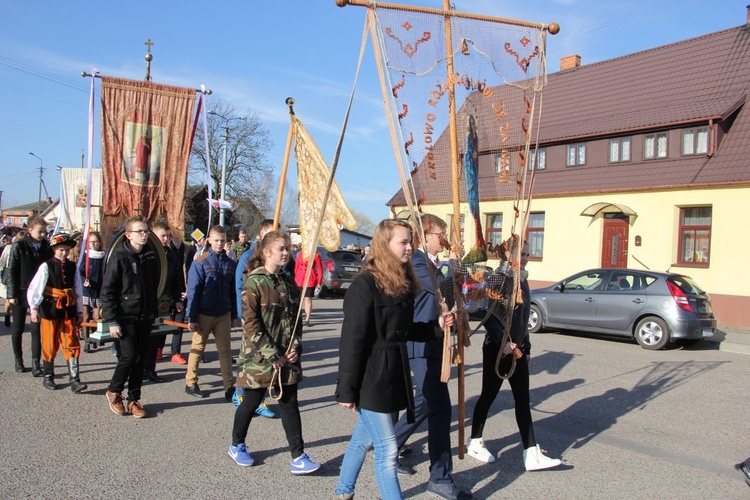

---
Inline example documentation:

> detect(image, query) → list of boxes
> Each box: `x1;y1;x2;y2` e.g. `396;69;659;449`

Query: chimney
747;5;750;24
561;54;581;71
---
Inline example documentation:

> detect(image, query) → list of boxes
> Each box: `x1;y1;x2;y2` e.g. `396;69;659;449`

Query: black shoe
426;480;473;500
31;358;43;377
145;371;164;383
396;459;416;476
70;379;87;394
14;358;26;373
398;444;412;457
185;383;205;398
232;357;236;364
4;315;10;327
43;377;57;390
736;460;750;485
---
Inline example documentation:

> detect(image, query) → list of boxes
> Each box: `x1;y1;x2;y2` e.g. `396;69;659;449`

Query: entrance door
601;215;629;268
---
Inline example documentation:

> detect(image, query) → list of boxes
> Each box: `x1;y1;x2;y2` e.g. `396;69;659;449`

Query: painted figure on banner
123;123;162;187
75;184;87;208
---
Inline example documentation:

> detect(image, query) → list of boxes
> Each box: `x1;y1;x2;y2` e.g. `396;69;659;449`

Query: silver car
528;268;717;350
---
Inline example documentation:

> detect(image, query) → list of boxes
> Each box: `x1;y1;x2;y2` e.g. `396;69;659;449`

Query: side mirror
554;283;564;292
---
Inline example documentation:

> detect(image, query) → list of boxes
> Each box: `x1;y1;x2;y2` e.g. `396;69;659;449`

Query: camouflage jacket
237;267;303;389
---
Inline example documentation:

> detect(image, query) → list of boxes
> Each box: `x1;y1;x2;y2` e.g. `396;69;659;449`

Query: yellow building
388;9;750;328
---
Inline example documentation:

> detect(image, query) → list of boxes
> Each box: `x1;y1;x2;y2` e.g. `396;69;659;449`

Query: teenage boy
102;216;159;418
27;233;86;392
168;233;194;364
185;225;237;399
143;221;184;382
6;216;53;375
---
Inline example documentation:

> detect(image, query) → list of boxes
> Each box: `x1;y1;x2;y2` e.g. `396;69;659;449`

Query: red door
601;216;629;268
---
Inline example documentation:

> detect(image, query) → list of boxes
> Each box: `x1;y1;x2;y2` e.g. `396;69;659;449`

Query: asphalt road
0;298;748;499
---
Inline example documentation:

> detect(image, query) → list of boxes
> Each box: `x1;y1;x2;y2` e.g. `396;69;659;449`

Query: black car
318;247;364;297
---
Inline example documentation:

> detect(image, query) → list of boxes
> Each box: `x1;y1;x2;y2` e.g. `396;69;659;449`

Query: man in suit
393;213;472;500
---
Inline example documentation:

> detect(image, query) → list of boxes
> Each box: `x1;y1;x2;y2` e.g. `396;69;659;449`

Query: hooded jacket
100;240;159;325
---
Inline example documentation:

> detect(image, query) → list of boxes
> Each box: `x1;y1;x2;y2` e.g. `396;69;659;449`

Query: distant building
388;7;750;327
2;197;57;229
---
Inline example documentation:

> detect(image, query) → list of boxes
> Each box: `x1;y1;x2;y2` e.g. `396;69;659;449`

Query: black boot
42;361;57;390
67;358;87;394
14;357;26;373
31;358;43;377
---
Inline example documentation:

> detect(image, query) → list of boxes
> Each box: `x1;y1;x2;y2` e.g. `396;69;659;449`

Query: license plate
340;282;351;289
701;328;714;337
344;266;359;272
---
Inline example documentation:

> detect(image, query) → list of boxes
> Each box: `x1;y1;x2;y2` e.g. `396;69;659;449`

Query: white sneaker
466;438;496;463
523;444;561;471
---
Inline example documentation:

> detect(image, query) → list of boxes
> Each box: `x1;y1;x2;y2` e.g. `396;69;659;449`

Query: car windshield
669;275;705;295
564;271;607;291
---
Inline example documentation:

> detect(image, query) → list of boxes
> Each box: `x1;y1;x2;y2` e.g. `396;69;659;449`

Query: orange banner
100;77;196;233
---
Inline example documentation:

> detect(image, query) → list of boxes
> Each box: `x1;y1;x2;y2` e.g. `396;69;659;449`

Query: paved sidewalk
709;324;750;355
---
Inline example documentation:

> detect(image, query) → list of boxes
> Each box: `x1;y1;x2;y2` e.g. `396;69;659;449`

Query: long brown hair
366;219;420;300
247;230;291;272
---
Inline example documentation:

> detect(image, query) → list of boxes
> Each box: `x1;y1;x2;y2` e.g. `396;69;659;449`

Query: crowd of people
0;213;563;500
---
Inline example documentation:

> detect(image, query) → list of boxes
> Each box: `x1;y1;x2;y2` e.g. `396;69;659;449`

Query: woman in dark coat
334;219;453;500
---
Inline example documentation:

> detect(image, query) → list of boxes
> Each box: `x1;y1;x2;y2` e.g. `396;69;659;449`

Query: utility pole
29;152;44;214
207;112;244;228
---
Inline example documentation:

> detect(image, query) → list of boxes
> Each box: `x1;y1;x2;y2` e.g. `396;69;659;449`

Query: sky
0;0;745;225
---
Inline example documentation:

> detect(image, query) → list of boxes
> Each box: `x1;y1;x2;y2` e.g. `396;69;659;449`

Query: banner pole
441;0;467;460
273;98;296;231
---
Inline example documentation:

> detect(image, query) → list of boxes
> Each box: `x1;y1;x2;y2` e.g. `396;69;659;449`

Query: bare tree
349;208;376;235
189;99;274;216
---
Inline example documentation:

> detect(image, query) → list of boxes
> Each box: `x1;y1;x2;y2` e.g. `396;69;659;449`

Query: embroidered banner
100;77;196;233
58;167;103;232
293;115;357;260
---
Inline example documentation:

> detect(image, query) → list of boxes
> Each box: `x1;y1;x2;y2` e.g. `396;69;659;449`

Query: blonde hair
366;219;420;300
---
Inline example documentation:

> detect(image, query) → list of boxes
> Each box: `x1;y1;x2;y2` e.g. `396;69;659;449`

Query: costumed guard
26;233;86;393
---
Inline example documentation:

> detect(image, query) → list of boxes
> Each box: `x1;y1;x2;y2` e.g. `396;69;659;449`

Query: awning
580;202;637;217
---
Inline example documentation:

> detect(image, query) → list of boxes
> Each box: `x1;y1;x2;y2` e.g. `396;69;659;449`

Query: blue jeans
335;408;402;500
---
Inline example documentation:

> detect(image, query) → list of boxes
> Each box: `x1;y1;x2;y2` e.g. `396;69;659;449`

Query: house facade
388;8;750;328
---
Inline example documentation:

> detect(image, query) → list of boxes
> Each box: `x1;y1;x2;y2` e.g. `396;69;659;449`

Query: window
682;127;709;155
448;214;465;244
609;137;631;163
566;143;586;166
678;207;711;266
644;132;668;159
485;214;503;249
528;148;546;170
525;212;545;260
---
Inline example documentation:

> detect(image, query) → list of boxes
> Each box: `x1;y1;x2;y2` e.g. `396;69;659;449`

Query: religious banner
293;115;357;260
58;167;103;232
100;76;196;232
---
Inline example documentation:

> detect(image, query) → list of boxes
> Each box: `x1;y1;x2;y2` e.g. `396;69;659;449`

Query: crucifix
144;38;154;81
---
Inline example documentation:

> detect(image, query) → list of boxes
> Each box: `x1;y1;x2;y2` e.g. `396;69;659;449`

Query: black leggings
232;385;304;459
470;339;536;449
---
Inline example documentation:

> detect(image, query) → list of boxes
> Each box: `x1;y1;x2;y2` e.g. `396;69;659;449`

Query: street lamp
207;112;245;227
29;152;44;214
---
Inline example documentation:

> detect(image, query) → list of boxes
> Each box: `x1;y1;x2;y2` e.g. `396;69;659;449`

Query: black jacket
336;272;441;416
100;240;159;324
6;238;53;307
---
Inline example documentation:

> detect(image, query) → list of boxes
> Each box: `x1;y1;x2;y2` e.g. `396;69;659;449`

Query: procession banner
293;115;357;260
58;167;102;232
100;76;196;233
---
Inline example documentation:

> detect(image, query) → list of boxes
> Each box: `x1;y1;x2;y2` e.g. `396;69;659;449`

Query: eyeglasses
128;229;149;235
428;232;447;238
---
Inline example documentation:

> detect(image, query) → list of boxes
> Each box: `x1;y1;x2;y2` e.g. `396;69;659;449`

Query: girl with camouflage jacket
228;230;320;475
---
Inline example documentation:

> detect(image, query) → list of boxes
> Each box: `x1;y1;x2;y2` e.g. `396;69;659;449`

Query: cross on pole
144;38;154;81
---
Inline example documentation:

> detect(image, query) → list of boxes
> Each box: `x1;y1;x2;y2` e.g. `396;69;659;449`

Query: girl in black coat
334;219;453;500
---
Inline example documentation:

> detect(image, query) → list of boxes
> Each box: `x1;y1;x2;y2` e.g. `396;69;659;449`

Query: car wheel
634;316;670;350
528;304;543;333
